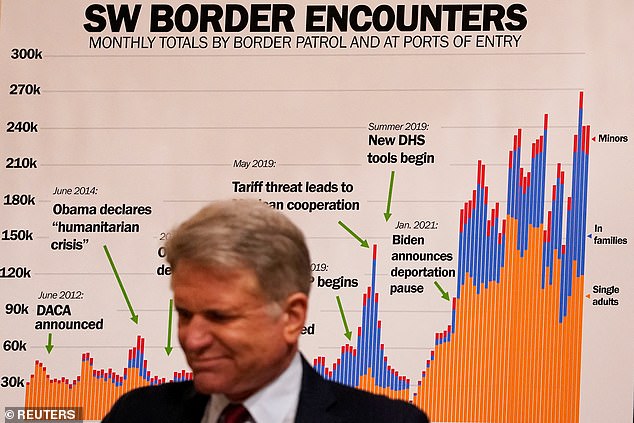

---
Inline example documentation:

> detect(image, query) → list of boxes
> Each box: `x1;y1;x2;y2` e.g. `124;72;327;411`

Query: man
103;199;428;422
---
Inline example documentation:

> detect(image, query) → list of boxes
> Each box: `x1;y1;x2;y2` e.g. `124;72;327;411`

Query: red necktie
218;403;251;423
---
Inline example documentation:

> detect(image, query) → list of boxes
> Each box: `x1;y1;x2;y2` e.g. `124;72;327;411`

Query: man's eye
205;311;234;323
176;310;192;320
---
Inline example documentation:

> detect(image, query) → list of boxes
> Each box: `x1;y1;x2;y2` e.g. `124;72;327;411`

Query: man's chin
192;372;255;401
192;373;225;395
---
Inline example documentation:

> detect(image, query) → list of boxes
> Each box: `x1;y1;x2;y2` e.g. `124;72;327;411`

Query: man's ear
281;292;308;344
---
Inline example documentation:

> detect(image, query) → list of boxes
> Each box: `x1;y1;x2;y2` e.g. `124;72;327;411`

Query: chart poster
1;1;632;422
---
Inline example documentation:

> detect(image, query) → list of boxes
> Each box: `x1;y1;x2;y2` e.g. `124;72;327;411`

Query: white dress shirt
202;352;303;423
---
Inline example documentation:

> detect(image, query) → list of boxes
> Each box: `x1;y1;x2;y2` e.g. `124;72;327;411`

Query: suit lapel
295;356;342;423
179;382;209;422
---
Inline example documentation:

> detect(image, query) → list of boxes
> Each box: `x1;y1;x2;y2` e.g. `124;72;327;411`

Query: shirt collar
204;352;303;423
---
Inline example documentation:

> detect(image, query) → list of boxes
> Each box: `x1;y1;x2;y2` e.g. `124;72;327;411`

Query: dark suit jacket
102;357;429;422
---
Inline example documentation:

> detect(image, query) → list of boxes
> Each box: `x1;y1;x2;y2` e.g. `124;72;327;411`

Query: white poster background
1;1;632;422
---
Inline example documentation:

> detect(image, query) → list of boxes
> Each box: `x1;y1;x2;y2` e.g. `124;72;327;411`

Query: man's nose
180;315;214;352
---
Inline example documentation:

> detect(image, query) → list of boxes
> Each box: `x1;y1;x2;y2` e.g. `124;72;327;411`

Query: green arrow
384;170;395;222
434;281;451;301
338;221;369;248
165;299;174;356
103;244;139;324
45;333;54;354
335;296;353;340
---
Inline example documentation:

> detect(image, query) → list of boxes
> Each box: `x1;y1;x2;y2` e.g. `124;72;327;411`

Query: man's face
172;259;306;401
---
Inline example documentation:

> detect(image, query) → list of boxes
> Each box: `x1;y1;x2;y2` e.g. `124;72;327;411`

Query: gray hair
165;199;312;301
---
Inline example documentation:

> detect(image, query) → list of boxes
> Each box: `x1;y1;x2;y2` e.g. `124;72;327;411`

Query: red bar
579;91;584;109
544;113;549;130
481;165;487;186
477;160;482;186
